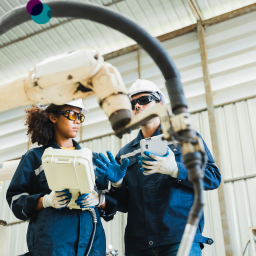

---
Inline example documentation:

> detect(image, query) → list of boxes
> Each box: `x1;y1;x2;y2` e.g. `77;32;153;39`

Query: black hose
183;152;205;227
243;240;250;256
188;179;204;225
85;208;97;256
0;1;187;112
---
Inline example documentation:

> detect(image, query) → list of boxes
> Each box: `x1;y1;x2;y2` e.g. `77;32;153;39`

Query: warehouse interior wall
0;10;256;256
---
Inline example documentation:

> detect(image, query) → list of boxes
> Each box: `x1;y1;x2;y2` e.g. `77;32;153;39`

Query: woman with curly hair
6;99;117;256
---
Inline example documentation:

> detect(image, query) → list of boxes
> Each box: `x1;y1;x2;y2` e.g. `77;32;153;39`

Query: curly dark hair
25;104;66;146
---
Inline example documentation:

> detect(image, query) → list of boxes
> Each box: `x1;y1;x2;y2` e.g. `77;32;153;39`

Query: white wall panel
1;98;256;255
193;98;256;256
206;12;256;106
0;180;28;256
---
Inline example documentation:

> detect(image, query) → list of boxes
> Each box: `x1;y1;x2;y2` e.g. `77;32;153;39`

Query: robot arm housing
0;47;132;130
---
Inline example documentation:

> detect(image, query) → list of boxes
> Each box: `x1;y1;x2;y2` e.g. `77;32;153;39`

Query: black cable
243;238;256;256
0;1;187;111
85;207;97;256
189;178;204;219
243;240;250;256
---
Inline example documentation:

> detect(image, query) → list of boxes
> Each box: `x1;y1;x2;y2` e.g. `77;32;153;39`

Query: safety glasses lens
69;111;77;120
79;115;85;123
139;96;151;105
131;96;153;110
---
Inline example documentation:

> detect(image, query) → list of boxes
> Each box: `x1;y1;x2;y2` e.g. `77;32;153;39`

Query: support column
27;133;31;151
137;47;141;79
197;20;234;256
80;124;83;143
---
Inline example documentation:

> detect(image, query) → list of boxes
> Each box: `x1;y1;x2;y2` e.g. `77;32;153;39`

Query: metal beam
104;24;197;60
187;0;203;20
80;125;83;142
6;220;28;226
224;173;256;183
204;3;256;27
197;20;234;256
27;133;31;151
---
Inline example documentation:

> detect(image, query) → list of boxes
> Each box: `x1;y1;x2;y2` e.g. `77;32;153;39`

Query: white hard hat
39;99;89;113
128;79;166;105
65;99;89;113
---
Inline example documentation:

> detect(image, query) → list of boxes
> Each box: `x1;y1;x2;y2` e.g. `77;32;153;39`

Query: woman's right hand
95;151;129;183
43;189;71;209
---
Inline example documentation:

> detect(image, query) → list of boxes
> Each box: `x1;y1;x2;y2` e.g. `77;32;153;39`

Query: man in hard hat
95;79;221;256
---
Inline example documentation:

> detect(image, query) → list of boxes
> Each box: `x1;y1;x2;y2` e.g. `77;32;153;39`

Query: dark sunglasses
59;110;85;123
131;95;159;110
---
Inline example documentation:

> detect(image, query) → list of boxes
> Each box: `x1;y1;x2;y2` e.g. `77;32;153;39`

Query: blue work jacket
110;127;221;254
6;139;116;256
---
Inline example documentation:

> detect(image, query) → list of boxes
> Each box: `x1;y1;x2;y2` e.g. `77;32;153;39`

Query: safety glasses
131;95;159;110
59;110;85;123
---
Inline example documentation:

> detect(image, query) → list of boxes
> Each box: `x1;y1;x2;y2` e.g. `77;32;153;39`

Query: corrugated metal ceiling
0;0;254;86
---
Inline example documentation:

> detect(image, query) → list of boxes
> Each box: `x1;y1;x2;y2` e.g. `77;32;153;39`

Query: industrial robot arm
0;47;132;131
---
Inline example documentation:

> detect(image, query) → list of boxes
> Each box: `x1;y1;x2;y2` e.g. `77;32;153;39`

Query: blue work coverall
6;139;117;256
110;127;221;254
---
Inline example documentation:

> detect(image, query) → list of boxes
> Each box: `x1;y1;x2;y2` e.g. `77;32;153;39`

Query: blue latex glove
95;150;129;183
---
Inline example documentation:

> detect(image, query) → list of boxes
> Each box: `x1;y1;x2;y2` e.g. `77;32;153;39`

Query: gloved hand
95;151;129;184
75;190;105;208
43;189;71;209
138;147;179;178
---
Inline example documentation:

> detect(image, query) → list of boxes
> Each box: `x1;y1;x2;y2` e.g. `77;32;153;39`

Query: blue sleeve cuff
98;195;117;222
23;193;46;220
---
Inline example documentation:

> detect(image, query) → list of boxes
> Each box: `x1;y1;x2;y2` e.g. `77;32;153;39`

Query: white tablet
42;147;95;210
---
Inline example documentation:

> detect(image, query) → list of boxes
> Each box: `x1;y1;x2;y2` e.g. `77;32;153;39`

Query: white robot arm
0;47;132;130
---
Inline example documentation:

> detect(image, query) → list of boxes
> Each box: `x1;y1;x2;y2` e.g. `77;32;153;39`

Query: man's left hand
138;147;179;178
